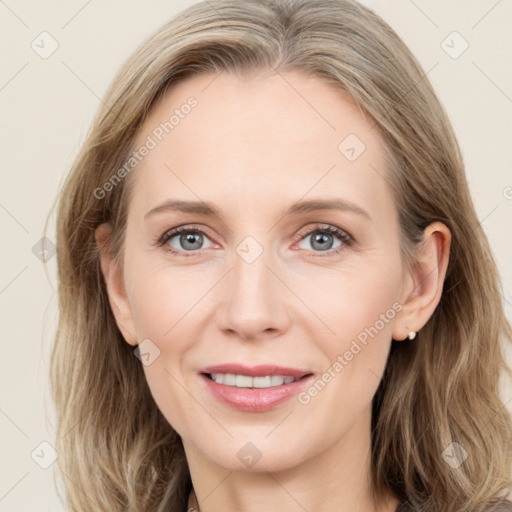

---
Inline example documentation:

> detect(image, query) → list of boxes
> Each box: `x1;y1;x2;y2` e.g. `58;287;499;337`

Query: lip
199;364;314;412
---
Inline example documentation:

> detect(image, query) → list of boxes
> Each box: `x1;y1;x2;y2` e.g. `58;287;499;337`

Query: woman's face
108;69;413;472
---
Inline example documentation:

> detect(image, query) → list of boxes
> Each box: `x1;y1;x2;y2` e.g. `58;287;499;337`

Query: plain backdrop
0;1;511;510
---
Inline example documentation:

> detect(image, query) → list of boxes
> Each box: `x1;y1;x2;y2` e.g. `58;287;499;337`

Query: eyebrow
144;198;370;220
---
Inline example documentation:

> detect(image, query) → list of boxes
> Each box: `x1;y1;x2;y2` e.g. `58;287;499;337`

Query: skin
96;69;451;512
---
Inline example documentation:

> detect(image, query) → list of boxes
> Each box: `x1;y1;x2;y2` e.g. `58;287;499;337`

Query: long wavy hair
48;0;512;510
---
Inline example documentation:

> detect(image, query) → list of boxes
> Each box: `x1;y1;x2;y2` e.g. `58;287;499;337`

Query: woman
49;0;512;510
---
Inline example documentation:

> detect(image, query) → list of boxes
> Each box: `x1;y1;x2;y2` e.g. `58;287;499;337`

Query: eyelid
158;223;215;245
295;223;354;245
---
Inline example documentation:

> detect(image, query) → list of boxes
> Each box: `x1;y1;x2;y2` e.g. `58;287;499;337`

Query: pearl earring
408;331;416;340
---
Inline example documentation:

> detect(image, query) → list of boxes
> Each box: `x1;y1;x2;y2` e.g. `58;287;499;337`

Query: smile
206;373;304;388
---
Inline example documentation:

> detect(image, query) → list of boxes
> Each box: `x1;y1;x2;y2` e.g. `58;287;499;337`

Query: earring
408;331;416;340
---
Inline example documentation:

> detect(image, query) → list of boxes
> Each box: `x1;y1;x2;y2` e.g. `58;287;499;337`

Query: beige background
0;0;511;510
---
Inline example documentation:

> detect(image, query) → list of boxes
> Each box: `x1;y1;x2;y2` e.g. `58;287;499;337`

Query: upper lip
200;364;313;379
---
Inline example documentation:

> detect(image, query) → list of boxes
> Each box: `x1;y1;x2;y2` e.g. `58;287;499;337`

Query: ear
392;221;451;341
95;223;138;346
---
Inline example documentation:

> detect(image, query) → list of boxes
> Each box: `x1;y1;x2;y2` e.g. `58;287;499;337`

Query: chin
198;437;309;473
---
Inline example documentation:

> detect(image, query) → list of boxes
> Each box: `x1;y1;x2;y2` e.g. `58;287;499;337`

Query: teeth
210;373;298;388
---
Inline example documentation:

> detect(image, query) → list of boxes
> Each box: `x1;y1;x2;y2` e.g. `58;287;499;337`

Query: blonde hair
49;0;512;510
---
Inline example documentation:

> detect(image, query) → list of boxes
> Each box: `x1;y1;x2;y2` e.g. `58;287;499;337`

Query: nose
216;246;292;341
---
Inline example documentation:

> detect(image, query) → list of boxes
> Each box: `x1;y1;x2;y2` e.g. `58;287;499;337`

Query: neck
183;406;399;512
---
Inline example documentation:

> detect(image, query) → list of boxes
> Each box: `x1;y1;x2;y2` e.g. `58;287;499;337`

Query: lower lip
200;373;314;412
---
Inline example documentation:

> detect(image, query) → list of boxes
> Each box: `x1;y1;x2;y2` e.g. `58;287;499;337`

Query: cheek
300;257;403;387
125;249;204;342
292;273;401;430
299;261;401;341
124;258;202;431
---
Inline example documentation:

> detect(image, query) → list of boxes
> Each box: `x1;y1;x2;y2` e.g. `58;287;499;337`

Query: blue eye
159;226;214;256
158;224;353;257
295;225;353;256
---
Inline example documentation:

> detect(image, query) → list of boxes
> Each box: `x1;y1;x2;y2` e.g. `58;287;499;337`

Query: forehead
129;69;394;220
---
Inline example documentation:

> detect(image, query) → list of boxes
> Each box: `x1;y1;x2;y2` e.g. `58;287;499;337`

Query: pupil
182;232;202;250
312;233;332;251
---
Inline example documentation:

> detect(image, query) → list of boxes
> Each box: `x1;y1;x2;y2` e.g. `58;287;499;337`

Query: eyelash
157;223;354;258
